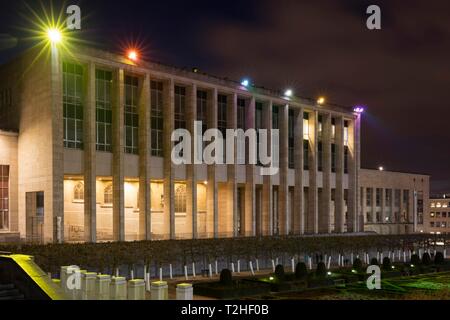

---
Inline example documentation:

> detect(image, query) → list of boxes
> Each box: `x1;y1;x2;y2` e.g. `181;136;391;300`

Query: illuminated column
307;111;318;234
186;84;198;239
226;93;238;237
245;97;256;237
84;62;97;243
334;116;345;233
361;186;367;226
138;73;151;240
207;88;218;238
319;113;332;234
278;103;289;235
347;116;360;232
163;79;175;240
261;100;273;236
112;68;125;241
293;108;304;234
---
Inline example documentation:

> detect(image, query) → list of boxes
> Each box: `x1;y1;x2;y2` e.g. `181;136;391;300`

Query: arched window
73;182;84;201
174;185;186;213
104;183;113;205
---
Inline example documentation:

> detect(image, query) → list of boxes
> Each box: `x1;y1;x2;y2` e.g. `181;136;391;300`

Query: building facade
359;169;429;234
429;195;450;234
0;45;362;243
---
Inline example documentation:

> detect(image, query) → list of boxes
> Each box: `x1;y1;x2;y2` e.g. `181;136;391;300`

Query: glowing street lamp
317;97;326;105
284;89;293;98
353;106;365;114
47;28;62;44
241;79;250;87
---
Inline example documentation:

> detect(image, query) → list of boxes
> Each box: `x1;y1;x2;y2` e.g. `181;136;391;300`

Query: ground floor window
0;165;9;230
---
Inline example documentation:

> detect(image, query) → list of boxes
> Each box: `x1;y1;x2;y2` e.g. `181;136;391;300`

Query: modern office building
359;169;429;234
0;44;362;243
429;195;450;234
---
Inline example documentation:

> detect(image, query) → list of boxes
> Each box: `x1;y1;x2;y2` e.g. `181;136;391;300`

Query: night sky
0;0;449;193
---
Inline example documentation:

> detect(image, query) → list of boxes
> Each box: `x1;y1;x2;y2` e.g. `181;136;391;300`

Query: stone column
112;68;125;241
226;93;238;237
319;113;332;234
307;111;318;234
84;62;97;243
138;73;151;240
96;274;111;300
334;116;345;233
110;277;127;300
347;117;359;232
261;100;273;236
207;88;218;238
293;108;304;234
151;281;169;300
186;84;198;239
128;279;146;300
278;103;289;235
245;98;256;237
176;283;193;300
163;79;175;240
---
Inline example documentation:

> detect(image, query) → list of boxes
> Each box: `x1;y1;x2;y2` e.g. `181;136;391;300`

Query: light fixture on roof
379;166;384;171
353;106;365;114
241;78;250;87
317;97;326;105
127;50;139;62
284;89;293;98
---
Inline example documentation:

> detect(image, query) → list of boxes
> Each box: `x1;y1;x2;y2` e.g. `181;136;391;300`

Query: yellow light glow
128;50;138;61
47;28;62;43
317;97;326;105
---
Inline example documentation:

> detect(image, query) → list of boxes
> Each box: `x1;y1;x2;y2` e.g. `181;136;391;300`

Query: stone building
359;169;429;235
0;44;362;243
429;195;450;234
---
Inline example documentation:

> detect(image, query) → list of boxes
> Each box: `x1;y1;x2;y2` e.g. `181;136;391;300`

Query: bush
434;252;445;265
316;262;327;277
370;258;379;265
274;264;285;282
295;262;308;280
220;269;233;286
353;258;363;271
422;252;431;266
411;254;421;265
382;257;391;270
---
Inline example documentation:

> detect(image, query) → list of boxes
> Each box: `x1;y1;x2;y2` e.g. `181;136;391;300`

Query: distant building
429;195;450;234
359;169;429;235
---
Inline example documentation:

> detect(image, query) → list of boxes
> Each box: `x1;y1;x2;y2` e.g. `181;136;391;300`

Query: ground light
327;272;332;276
47;28;62;44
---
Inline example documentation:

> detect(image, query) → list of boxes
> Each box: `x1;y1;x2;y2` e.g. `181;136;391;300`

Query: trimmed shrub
316;262;327;277
295;262;308;280
220;269;233;286
382;257;391;270
411;254;421;265
370;258;379;265
274;264;285;282
434;252;445;265
422;252;431;265
353;258;363;271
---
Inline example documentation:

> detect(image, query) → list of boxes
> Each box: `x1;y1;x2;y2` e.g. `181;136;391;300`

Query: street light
47;28;62;44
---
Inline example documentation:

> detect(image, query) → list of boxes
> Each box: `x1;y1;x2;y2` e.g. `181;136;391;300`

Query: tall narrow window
197;90;208;134
125;76;139;154
104;183;113;205
63;62;83;149
318;115;323;139
237;98;246;130
331;144;336;172
288;110;295;169
175;185;187;213
303;140;309;170
255;102;263;166
272;105;279;130
344;146;349;173
175;86;186;130
96;69;112;152
303;112;309;139
344;120;349;146
0;165;9;230
218;94;228;137
73;182;84;201
317;142;323;171
151;81;164;157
